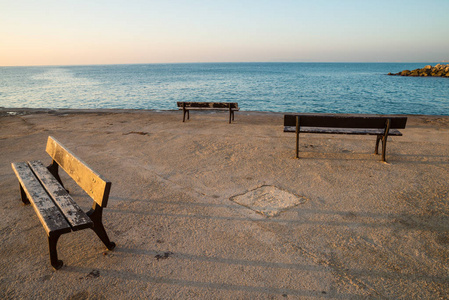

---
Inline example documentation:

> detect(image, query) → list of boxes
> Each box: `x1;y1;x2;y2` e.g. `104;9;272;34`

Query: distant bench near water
177;102;239;123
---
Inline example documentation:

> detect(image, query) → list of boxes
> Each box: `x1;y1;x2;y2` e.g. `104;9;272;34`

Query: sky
1;0;448;66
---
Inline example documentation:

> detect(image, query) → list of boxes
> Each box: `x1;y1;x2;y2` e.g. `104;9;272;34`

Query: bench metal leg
48;233;63;270
380;119;391;162
381;137;387;162
296;132;300;159
295;116;300;159
91;222;116;250
375;135;381;155
376;135;388;162
19;184;30;205
182;109;190;122
88;207;116;250
182;103;190;122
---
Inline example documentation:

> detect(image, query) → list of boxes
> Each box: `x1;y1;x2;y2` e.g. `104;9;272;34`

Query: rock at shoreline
388;64;449;78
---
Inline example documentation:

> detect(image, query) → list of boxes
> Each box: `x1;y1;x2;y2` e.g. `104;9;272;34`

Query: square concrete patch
230;185;307;217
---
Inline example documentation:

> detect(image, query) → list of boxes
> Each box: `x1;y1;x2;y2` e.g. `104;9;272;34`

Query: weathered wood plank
284;126;403;136
45;136;111;207
177;107;239;111
284;114;407;129
28;160;93;231
177;102;239;109
11;162;71;236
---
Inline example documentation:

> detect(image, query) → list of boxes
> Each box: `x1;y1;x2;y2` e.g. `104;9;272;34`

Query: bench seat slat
28;160;93;231
177;102;239;109
284;126;403;136
177;107;239;111
11;162;71;236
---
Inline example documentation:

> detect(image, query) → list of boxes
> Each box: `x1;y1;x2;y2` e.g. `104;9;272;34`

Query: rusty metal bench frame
284;114;407;162
177;102;239;123
11;136;115;269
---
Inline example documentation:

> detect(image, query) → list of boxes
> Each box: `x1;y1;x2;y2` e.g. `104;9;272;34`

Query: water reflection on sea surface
1;63;448;115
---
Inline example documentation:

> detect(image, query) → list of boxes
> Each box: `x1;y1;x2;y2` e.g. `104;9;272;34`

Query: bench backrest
46;136;111;208
284;114;407;129
177;102;239;109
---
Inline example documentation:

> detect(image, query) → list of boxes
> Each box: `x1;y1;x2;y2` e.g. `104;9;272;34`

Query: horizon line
1;61;448;68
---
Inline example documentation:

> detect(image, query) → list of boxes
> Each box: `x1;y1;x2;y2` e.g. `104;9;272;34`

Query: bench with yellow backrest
11;136;115;270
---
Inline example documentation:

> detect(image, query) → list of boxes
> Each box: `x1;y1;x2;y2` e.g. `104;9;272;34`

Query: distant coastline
388;63;449;78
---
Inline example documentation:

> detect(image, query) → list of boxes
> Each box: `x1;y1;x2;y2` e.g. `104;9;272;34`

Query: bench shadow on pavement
100;196;449;297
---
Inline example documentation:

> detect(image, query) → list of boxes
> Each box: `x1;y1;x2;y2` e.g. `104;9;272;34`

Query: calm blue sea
1;63;448;115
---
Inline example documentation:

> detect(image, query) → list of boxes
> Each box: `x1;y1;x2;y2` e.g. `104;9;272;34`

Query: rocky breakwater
388;64;449;77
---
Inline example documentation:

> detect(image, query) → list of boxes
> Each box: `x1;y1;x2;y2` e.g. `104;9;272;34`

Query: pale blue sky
1;0;448;66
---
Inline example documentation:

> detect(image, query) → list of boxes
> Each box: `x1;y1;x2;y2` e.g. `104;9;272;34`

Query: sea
1;63;448;115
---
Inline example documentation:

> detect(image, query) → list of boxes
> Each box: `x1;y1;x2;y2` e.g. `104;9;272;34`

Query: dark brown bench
177;102;239;123
11;136;115;270
284;114;407;162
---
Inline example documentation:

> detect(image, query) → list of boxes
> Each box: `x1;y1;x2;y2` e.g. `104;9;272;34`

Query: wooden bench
284;114;407;162
11;136;115;270
177;102;239;123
